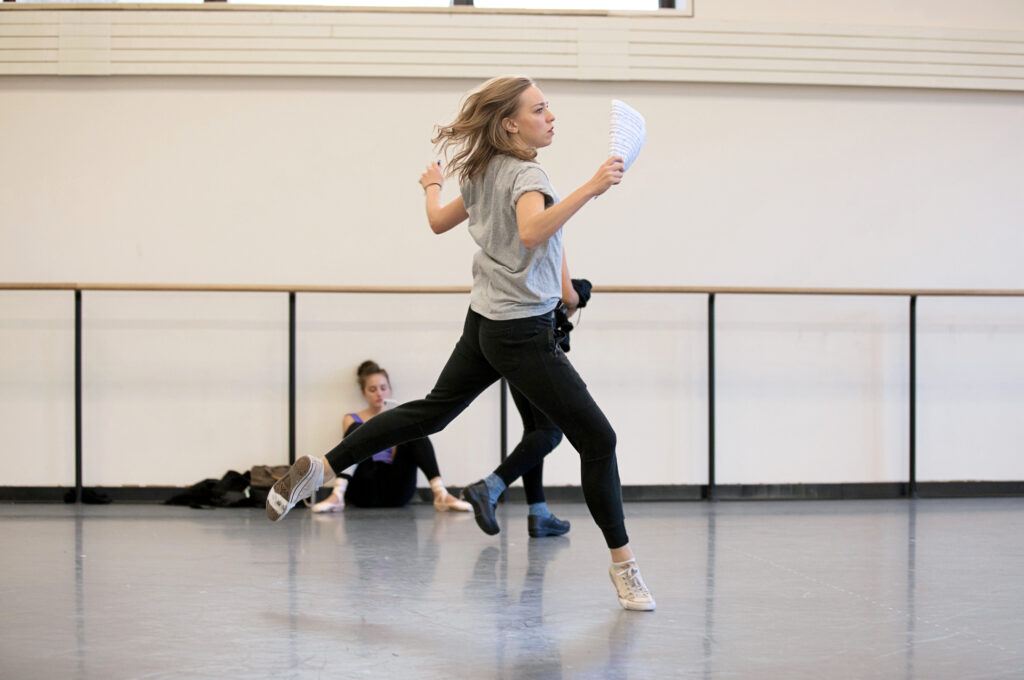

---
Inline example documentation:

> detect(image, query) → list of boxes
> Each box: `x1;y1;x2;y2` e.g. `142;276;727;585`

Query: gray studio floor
2;497;1023;680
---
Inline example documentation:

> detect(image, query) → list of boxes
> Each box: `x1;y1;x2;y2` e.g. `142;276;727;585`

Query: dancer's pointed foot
434;489;471;512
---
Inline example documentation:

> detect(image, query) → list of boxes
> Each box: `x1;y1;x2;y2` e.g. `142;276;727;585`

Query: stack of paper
609;99;646;171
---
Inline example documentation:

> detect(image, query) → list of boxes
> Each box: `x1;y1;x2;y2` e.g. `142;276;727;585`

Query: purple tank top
348;413;395;464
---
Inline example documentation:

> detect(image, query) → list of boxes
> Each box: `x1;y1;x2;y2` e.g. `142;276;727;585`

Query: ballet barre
3;282;1023;503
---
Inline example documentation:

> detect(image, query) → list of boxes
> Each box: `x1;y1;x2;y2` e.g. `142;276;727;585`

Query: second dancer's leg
466;385;569;537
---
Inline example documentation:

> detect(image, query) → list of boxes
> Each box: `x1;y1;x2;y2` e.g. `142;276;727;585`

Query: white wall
0;291;76;485
917;297;1024;481
2;77;1021;289
1;2;1023;489
717;296;909;485
81;291;289;486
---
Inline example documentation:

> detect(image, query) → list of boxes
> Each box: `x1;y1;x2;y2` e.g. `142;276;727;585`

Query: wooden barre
595;286;1024;297
2;282;1024;297
0;283;471;294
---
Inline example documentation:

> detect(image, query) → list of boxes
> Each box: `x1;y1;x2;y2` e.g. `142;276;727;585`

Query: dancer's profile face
362;373;391;409
504;85;555;151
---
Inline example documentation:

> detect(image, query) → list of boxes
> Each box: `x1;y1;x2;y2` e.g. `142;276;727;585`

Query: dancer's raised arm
516;156;623;249
419;161;468;234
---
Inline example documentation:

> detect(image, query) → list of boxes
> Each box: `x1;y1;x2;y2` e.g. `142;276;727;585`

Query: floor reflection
6;498;1022;679
463;535;571;679
703;508;717;680
905;500;917;680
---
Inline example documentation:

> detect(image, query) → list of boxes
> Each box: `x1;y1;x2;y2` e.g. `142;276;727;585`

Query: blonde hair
432;75;538;186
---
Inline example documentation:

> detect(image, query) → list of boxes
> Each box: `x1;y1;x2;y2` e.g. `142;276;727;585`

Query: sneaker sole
617;597;656;612
529;529;570;538
266;457;318;522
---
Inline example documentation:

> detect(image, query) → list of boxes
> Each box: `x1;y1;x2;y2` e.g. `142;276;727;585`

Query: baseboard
915;481;1024;498
0;486;184;503
495;485;708;503
711;482;910;501
4;481;1022;504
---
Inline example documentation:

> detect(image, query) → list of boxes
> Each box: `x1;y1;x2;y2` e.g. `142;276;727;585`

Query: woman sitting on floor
312;360;471;513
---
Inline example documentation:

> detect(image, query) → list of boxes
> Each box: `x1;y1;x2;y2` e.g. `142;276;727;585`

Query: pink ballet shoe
434;490;471;513
312;490;344;513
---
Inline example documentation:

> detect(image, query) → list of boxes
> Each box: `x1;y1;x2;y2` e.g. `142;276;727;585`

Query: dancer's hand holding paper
587;156;625;198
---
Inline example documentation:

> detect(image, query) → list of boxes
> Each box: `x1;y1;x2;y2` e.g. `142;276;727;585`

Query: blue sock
483;473;506;505
529;502;551;518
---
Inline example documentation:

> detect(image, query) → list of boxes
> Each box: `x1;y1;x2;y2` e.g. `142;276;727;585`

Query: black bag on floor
247;464;290;506
164;470;254;509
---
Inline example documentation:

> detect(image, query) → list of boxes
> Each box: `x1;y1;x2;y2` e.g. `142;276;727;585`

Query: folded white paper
609;99;646;171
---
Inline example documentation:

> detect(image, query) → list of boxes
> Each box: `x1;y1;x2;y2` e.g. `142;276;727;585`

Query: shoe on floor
266;456;324;522
461;480;500;535
312;477;346;513
528;513;570;537
609;559;656;611
434;490;472;512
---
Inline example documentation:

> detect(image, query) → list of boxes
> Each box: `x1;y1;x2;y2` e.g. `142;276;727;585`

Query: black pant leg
521;459;546;506
344;461;382;507
344;460;417;508
496;385;562;504
400;436;441;481
378;453;419;507
479;313;628;549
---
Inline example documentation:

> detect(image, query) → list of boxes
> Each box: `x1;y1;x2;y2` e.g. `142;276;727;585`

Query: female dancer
267;75;654;611
310;360;470;513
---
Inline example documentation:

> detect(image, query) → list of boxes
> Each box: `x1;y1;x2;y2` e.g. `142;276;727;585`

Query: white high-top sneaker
609;559;656;611
265;456;324;522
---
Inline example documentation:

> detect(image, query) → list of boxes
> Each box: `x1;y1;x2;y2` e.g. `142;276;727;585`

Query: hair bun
357;360;381;377
356;360;389;391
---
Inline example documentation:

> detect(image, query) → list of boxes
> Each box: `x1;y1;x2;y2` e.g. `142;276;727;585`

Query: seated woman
312;360;471;513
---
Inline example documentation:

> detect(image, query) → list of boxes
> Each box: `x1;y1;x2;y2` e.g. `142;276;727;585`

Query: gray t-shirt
460;154;562;321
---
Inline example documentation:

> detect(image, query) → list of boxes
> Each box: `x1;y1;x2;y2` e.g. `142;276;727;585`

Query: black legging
340;420;441;508
495;386;562;506
325;308;627;549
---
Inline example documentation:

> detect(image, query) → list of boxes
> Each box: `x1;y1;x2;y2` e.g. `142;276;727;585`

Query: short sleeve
510;164;555;213
460;180;474;212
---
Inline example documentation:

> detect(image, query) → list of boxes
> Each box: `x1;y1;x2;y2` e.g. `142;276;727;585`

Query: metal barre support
74;290;83;505
909;295;918;499
289;292;297;466
707;293;716;501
